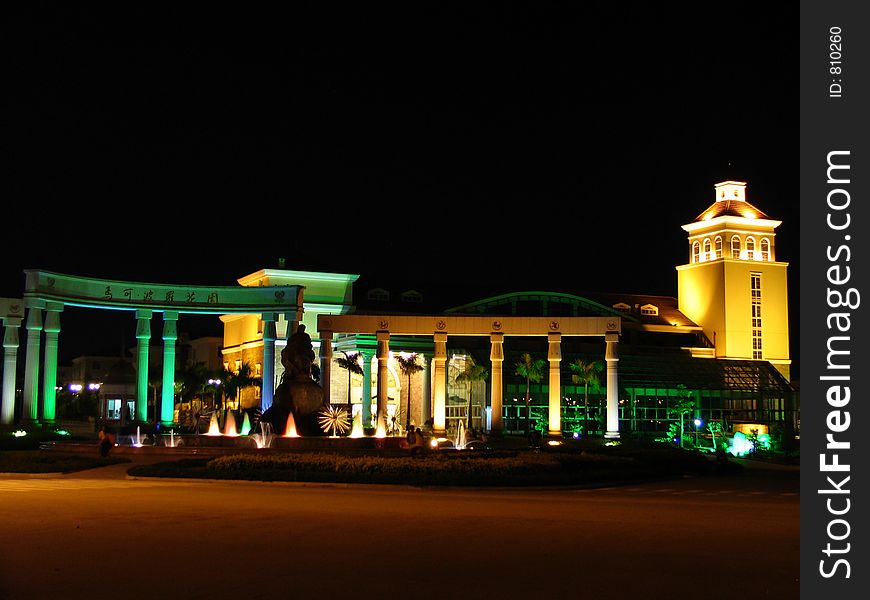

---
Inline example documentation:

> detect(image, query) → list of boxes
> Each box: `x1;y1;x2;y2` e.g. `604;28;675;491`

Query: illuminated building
677;181;791;380
218;181;797;438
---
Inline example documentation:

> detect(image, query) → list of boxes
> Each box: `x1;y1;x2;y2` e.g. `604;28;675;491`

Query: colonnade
7;270;304;428
316;315;622;438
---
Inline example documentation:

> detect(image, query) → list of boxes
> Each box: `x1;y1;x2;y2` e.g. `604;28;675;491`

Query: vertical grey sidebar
800;1;869;598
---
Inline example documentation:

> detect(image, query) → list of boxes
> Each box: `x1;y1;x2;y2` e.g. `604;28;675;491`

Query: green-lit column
433;333;447;435
489;333;504;434
361;350;373;430
22;302;44;424
320;330;333;405
604;332;621;439
135;310;152;422
261;313;277;412
2;317;22;425
40;302;63;424
547;332;562;436
375;331;390;437
160;311;179;426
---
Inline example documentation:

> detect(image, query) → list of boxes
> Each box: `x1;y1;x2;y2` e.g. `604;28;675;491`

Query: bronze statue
262;324;326;435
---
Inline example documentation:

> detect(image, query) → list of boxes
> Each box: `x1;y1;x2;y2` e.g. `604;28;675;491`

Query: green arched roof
445;291;640;322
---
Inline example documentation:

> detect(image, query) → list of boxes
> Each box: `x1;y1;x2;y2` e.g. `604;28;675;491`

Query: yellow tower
676;181;791;381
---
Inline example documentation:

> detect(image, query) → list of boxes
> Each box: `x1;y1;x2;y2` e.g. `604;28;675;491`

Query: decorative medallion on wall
274;290;285;300
435;319;447;331
321;317;332;330
9;304;21;315
47;277;55;287
549;320;560;331
606;319;618;331
378;319;389;330
491;320;502;331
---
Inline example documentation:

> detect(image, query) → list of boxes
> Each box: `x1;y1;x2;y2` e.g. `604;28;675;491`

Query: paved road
0;459;799;600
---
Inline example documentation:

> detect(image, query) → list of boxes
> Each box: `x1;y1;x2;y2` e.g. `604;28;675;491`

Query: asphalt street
0;458;799;600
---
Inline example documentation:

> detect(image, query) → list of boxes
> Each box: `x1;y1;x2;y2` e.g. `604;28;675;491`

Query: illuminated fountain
350;410;364;438
206;412;222;436
251;422;275;449
283;412;299;438
223;411;239;437
240;413;252;436
131;426;145;448
164;430;179;447
454;420;466;450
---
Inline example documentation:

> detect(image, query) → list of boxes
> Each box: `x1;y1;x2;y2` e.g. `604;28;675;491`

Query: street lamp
693;418;703;447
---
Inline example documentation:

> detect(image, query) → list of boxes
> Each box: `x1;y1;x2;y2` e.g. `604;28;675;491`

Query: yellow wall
678;258;789;364
677;261;727;352
723;260;790;361
221;314;261;351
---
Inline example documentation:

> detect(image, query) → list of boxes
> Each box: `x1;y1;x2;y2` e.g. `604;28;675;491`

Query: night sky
6;3;798;367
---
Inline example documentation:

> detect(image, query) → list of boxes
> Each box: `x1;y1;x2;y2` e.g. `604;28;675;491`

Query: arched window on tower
761;238;770;261
731;235;741;259
714;236;723;259
703;238;712;261
692;241;700;264
746;236;756;260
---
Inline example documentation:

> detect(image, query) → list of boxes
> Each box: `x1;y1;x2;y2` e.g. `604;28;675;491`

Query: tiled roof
579;292;699;328
694;199;771;221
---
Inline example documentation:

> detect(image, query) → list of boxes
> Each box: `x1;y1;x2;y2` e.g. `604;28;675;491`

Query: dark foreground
0;456;798;600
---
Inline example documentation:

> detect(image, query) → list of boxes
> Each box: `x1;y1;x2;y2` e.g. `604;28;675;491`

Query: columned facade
160;311;179;426
547;332;561;436
489;333;504;433
375;331;390;436
317;314;620;438
420;353;431;428
135;310;152;422
319;330;333;405
40;303;63;424
361;351;373;428
1;298;24;425
22;300;43;423
20;269;303;428
604;332;620;439
261;313;277;412
432;333;447;435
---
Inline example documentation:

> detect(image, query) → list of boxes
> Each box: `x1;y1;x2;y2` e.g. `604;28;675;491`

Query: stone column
2;317;22;425
261;313;277;412
432;333;447;435
160;311;179;426
420;353;431;428
375;331;390;436
489;333;504;434
40;302;63;424
361;350;373;430
22;302;44;424
135;310;152;422
604;332;620;439
320;330;333;405
547;332;562;436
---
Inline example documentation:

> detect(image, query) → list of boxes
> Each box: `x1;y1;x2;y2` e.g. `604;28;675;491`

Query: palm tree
514;352;546;435
568;358;604;437
335;352;364;414
455;355;489;430
223;362;262;414
395;353;424;430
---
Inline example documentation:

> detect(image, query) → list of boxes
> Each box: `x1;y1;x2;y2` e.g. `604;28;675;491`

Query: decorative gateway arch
317;313;622;438
17;270;303;427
